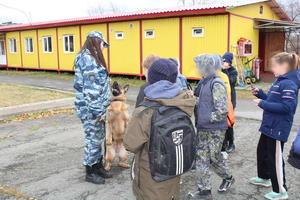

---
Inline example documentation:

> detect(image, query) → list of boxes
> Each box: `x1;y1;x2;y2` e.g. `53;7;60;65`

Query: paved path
1;73;299;126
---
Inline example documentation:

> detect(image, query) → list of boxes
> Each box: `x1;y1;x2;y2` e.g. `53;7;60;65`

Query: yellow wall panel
229;2;281;20
20;30;39;68
109;21;140;74
6;31;22;67
182;15;228;78
142;18;179;69
80;23;108;66
37;28;58;69
57;26;80;70
230;15;259;60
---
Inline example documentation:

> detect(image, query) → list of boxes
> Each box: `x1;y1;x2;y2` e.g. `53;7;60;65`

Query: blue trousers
82;117;106;166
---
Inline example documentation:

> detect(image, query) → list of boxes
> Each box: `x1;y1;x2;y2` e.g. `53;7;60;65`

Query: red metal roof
0;0;289;32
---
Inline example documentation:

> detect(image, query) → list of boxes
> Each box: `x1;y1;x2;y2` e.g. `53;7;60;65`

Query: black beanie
148;58;178;84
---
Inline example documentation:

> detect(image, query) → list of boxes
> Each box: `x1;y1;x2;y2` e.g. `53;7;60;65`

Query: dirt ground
0;100;300;200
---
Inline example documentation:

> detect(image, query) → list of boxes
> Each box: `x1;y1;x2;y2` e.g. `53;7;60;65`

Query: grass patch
0;83;73;108
0;69;147;87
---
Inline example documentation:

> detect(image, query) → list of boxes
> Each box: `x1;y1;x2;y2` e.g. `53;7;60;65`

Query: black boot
93;162;113;179
85;166;105;184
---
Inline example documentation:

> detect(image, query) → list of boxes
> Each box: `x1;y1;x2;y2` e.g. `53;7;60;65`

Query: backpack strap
138;99;161;108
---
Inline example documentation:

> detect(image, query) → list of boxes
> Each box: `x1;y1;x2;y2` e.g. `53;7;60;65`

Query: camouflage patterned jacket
73;49;110;120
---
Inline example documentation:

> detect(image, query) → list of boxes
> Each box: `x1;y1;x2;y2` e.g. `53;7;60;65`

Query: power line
0;3;32;24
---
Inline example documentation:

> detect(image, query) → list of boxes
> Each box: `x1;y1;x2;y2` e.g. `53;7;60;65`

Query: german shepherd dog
105;81;130;171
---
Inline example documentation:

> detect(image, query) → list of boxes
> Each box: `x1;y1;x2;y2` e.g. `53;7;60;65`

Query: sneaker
226;144;235;153
264;191;288;200
249;177;272;187
221;151;229;160
187;189;213;200
218;176;235;192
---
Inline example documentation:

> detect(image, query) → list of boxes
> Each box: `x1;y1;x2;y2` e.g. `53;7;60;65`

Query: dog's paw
118;163;131;168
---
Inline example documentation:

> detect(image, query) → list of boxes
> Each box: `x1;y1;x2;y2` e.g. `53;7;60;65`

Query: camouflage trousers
195;130;231;190
82;117;106;166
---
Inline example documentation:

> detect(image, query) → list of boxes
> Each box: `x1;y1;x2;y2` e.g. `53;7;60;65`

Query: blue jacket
176;74;189;90
256;69;300;142
73;49;110;120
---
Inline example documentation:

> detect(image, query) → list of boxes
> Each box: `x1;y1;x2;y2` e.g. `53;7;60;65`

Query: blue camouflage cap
87;31;109;48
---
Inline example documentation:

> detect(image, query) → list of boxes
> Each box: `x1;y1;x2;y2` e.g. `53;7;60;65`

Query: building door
0;40;7;65
259;31;285;72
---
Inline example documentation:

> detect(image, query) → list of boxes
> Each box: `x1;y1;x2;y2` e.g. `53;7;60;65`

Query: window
63;35;74;53
115;32;124;39
42;36;52;53
9;38;17;53
145;30;155;38
259;5;264;15
192;28;204;37
25;37;33;53
0;41;5;55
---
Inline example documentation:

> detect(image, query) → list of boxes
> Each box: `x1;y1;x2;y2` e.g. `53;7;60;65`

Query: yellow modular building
0;0;294;79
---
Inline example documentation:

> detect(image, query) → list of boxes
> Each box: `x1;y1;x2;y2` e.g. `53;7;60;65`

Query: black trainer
93;162;113;179
187;189;213;200
218;176;235;192
85;166;105;184
226;144;235;154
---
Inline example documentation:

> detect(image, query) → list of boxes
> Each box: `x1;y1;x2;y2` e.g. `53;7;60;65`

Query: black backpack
139;100;197;182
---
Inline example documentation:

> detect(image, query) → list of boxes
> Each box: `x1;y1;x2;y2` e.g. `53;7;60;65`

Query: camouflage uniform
74;48;110;166
195;82;231;190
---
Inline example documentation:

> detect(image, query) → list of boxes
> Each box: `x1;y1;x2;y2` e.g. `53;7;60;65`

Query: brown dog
105;81;130;171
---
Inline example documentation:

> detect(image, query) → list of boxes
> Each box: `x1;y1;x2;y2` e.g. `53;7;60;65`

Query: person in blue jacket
288;126;300;170
250;52;300;200
74;31;112;185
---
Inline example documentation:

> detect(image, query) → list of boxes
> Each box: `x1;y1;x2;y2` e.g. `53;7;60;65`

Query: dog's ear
123;85;129;93
112;81;119;90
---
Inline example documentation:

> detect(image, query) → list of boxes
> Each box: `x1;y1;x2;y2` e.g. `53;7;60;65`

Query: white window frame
0;40;6;55
9;38;17;53
192;27;205;37
63;35;75;53
115;32;124;39
25;37;33;53
42;36;52;53
145;30;155;39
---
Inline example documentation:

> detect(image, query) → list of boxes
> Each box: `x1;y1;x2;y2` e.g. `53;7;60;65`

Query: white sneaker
221;151;229;160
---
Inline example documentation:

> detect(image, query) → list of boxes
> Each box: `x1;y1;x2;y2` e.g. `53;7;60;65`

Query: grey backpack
139;100;196;182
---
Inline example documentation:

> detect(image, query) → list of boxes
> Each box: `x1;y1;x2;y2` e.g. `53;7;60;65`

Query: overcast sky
0;0;287;24
0;0;182;23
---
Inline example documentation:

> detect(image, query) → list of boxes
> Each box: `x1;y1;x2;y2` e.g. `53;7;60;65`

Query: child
222;52;238;153
169;58;189;90
135;54;160;107
188;54;235;200
124;58;196;200
288;126;300;170
212;54;236;160
250;52;300;200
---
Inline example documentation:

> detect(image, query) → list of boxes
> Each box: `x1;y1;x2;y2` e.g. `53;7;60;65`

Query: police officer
74;31;112;184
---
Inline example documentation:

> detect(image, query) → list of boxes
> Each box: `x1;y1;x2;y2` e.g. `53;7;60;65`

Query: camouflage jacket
73;49;110;120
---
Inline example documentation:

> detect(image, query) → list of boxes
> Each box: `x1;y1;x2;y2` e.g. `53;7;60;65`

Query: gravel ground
0;100;300;200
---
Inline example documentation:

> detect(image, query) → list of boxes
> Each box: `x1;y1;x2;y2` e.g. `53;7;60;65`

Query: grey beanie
194;54;218;77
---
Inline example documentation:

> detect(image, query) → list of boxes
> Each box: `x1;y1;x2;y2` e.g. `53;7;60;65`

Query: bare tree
278;0;300;53
87;1;122;16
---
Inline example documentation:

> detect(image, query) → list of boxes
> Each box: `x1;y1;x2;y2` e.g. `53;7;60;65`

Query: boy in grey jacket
188;54;235;200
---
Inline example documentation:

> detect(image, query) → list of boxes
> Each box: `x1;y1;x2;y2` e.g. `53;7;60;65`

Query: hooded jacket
255;69;300;142
124;80;196;200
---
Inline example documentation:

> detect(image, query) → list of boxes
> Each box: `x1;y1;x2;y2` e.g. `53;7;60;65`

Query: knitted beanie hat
148;58;178;84
223;52;233;64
